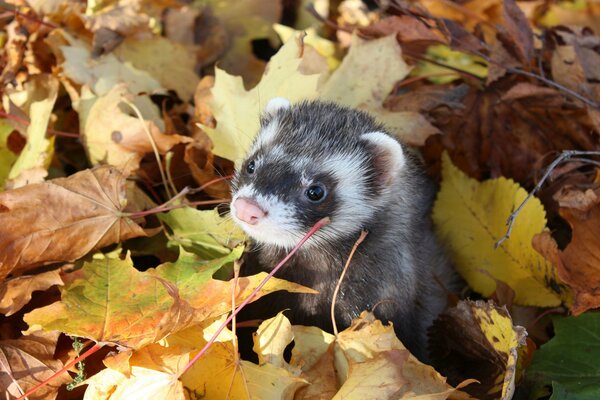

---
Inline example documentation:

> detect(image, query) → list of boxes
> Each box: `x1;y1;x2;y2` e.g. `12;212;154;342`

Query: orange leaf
0;166;146;280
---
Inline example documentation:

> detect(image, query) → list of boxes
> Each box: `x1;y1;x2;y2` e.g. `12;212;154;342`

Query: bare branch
496;150;600;247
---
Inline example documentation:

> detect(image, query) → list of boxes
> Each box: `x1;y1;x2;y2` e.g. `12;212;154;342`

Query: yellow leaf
181;319;308;399
334;312;473;399
274;24;340;70
5;74;58;188
0;119;17;189
411;44;488;83
200;35;327;165
253;312;295;369
114;36;199;101
78;84;190;171
432;152;563;306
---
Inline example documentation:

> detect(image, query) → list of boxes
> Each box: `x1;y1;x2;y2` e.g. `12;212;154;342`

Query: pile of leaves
1;0;599;399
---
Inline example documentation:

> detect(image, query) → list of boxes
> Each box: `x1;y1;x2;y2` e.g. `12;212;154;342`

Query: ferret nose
233;198;267;225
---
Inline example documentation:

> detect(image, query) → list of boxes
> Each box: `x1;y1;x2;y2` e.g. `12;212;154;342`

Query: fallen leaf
334;312;474;399
0;331;70;400
433;152;564;306
199;0;283;88
159;207;245;259
533;186;600;315
198;33;328;164
114;36;200;101
497;0;534;65
527;313;600;399
180;318;308;399
0;119;18;189
78;84;190;171
0;166;146;280
4;74;58;188
0;269;63;316
253;311;294;369
152;247;317;321
24;252;195;349
321;34;438;145
429;300;527;400
83;364;185;400
274;24;340;70
332;349;409;400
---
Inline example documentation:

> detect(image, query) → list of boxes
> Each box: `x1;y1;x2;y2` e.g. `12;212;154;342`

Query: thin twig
176;217;331;378
331;230;368;336
496;150;600;247
121;98;174;198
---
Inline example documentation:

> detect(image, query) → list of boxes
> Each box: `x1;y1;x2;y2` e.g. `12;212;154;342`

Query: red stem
177;217;331;378
16;343;103;400
127;199;227;219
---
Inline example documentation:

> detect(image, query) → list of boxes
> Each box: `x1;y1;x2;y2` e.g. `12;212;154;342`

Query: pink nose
233;198;267;225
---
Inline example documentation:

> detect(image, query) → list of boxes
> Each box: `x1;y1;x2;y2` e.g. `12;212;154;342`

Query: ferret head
230;99;406;249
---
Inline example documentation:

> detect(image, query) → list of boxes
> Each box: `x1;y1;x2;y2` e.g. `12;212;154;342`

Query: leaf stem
16;343;103;400
331;230;368;336
177;217;331;378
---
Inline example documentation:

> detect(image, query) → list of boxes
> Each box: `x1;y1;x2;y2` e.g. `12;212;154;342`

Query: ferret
229;99;460;361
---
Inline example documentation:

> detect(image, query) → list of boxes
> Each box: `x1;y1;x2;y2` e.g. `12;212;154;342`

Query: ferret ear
361;131;405;185
265;97;291;116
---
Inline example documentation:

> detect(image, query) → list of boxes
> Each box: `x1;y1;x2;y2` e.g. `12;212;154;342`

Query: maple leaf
200;0;283;87
197;33;327;165
433;152;565;306
180;318;308;399
83;343;187;400
429;300;528;400
79;84;190;172
113;36;200;101
159;207;244;259
152;247;317;322
0;269;63;316
0;166;146;280
23;252;195;349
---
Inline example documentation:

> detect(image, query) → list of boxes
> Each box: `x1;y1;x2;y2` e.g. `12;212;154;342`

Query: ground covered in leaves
1;0;599;399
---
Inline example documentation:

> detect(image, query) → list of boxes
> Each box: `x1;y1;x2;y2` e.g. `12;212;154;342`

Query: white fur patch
231;185;302;249
322;152;377;239
251;120;279;153
265;97;291;115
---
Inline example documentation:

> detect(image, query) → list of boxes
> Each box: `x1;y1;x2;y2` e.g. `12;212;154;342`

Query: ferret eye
305;184;326;202
246;160;256;174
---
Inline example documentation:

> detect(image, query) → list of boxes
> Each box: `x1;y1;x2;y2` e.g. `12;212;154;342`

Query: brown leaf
359;15;446;45
0;166;146;280
0;269;64;316
421;79;600;185
497;0;534;65
429;300;527;400
0;331;70;400
184;142;232;199
533;186;600;314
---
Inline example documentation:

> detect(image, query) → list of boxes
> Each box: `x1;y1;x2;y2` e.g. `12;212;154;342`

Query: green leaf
24;252;195;349
0;119;17;189
159;207;245;259
528;313;600;400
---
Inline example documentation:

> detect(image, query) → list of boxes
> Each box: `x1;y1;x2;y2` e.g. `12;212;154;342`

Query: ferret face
230;99;406;249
